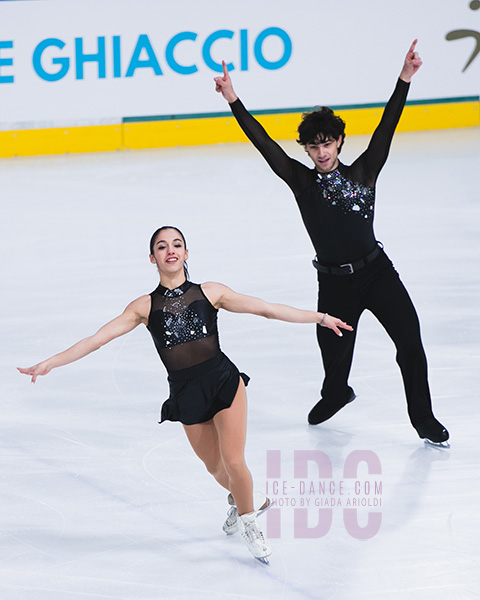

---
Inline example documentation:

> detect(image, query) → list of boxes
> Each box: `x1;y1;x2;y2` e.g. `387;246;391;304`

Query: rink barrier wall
0;96;478;158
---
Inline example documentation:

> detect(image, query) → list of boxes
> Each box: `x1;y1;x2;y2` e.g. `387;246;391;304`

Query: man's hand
400;39;423;82
214;60;238;103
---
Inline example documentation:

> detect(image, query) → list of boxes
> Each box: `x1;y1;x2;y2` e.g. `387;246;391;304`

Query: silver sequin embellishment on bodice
316;170;374;220
162;286;208;347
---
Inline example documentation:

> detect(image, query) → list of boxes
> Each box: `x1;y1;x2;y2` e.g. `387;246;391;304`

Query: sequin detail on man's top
316;170;374;220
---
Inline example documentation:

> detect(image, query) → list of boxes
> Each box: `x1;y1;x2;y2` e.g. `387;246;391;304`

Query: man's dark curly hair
296;107;346;154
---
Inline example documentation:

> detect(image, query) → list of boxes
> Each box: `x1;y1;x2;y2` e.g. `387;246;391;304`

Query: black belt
312;244;382;276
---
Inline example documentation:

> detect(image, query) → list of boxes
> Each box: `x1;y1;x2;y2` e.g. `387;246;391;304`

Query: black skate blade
255;556;270;565
424;438;450;449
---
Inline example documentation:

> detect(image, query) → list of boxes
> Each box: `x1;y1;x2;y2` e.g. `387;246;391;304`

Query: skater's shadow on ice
307;425;355;451
382;444;450;531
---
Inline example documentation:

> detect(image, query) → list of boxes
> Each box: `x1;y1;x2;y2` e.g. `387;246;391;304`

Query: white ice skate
222;491;271;535
240;511;272;564
222;506;239;535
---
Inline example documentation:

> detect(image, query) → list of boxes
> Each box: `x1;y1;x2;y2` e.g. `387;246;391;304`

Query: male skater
214;40;449;445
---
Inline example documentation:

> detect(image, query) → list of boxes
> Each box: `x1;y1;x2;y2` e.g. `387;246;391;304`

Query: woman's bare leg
212;379;254;515
183;419;230;490
183;380;270;558
183;379;253;514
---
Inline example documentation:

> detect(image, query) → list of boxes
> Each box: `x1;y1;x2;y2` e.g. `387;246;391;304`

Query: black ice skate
308;387;356;425
414;417;450;447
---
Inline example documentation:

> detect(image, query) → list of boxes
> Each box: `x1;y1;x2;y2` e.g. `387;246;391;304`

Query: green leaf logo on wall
446;0;480;71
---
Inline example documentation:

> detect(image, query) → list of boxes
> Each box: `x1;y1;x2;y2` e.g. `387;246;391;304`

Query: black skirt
160;353;250;426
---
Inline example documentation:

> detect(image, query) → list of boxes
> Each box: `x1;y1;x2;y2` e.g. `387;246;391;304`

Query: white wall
0;0;479;128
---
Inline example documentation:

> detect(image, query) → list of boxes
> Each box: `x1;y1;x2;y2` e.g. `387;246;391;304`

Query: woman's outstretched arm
201;282;353;337
17;295;150;383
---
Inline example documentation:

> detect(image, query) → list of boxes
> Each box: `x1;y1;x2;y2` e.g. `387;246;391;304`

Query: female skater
18;226;352;562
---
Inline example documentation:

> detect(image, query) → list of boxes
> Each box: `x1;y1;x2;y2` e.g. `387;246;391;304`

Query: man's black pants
316;248;433;426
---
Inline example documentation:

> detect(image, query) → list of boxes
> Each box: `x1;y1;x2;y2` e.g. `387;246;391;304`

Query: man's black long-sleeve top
229;79;410;264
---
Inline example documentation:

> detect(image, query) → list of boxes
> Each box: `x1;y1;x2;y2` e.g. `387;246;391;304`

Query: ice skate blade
228;491;271;515
256;497;272;517
424;438;450;448
255;556;270;565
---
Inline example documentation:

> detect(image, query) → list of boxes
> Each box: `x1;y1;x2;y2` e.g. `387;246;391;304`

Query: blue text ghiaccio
30;28;292;81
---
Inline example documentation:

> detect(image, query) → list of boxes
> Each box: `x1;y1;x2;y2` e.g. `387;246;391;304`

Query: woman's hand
17;361;53;383
319;313;354;337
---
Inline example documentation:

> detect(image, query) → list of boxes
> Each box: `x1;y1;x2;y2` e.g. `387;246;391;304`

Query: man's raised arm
213;61;298;184
359;39;423;181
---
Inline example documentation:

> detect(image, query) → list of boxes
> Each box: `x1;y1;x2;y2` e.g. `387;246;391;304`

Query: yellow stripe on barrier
336;101;480;135
0;124;123;158
123;101;479;148
0;102;478;158
123;116;248;149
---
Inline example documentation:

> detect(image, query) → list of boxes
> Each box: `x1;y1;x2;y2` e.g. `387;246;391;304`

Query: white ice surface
1;127;480;599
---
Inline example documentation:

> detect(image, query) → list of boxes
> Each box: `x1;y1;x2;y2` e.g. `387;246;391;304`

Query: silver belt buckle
340;262;354;274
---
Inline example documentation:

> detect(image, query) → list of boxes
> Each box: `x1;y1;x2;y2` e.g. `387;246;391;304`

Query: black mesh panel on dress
147;281;221;372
